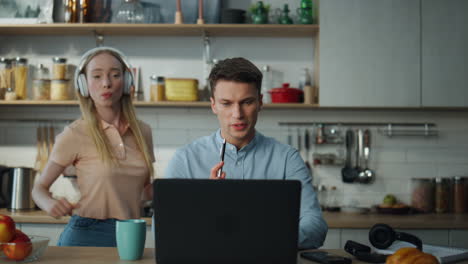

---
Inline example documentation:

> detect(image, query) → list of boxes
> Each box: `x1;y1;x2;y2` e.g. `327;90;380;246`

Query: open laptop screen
153;179;301;264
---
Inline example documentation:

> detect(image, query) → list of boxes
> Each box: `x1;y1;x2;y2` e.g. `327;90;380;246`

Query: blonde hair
77;50;154;178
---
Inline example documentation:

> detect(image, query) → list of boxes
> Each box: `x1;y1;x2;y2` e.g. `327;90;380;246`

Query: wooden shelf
0;23;319;37
1;101;468;111
0;100;320;108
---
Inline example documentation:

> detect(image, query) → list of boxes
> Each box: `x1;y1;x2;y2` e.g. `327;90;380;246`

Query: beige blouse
50;119;155;220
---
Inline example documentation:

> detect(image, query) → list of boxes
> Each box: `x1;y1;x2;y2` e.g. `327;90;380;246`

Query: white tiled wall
1;106;467;208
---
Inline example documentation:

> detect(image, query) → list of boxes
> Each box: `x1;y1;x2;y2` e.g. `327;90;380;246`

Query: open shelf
0;24;319;37
0;100;320;108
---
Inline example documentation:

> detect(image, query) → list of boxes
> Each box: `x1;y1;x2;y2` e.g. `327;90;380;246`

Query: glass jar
0;57;12;99
112;0;145;24
435;178;451;214
4;87;17;101
316;184;327;211
326;186;341;212
13;57;28;100
33;79;51;100
52;57;67;80
50;79;70;100
35;63;49;80
150;75;165;102
411;178;434;213
453;177;467;213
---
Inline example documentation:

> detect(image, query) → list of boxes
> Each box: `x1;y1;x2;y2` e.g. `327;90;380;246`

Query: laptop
153;179;301;264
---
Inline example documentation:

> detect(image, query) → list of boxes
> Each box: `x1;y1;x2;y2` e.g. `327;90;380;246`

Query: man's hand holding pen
210;161;226;179
210;138;226;179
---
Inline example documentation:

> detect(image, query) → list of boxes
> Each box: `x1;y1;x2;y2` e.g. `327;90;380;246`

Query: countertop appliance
0;166;36;211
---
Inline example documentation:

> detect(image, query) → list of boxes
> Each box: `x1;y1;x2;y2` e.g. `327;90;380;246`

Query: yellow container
164;78;198;101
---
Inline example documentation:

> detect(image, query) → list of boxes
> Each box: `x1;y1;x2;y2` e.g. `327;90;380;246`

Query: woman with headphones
32;47;155;247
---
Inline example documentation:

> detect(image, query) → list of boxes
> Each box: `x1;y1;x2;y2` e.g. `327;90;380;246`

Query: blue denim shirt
165;129;328;249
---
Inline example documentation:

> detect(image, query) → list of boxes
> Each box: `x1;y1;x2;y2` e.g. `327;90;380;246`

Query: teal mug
116;219;146;260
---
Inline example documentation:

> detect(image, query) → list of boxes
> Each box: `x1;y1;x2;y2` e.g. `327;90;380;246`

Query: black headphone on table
344;223;422;263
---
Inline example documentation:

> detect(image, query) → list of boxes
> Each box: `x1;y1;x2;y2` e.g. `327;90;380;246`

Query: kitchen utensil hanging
358;129;375;184
341;129;358;183
304;128;311;170
355;129;366;183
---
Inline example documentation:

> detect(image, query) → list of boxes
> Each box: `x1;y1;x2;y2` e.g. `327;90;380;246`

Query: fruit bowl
0;236;50;263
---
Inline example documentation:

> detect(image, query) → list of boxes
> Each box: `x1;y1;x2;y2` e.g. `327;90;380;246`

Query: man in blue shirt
165;57;327;249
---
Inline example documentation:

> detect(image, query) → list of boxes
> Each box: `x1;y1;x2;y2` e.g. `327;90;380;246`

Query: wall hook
94;31;104;47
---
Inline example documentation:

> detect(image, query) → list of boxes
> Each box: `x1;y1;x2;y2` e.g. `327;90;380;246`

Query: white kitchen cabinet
404;229;450;247
18;223;155;248
319;0;421;107
421;0;468;107
340;229;370;248
321;228;341;249
449;230;468;249
19;223;65;246
338;228;450;249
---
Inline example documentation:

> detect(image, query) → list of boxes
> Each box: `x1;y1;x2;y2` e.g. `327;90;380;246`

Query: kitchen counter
17;247;468;264
0;209;152;225
3;209;468;229
12;247;367;264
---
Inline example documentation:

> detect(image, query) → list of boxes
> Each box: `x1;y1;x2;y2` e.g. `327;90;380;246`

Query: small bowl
0;235;50;263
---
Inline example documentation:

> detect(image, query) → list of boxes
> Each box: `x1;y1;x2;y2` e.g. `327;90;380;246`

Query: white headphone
74;46;134;97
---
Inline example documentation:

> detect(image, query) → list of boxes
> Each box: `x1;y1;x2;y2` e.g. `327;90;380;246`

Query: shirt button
236;162;240;166
119;143;123;147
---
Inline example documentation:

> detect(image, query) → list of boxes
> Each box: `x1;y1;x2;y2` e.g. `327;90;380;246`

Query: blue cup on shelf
116;219;146;260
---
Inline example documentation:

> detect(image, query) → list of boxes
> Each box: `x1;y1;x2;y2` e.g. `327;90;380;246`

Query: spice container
13;57;28;100
435;177;451;214
4;87;17;101
150;75;165;102
50;79;70;100
0;58;12;99
411;178;434;213
52;57;67;80
316;185;327;210
453;176;467;213
33;79;51;100
326;186;341;212
32;64;50;100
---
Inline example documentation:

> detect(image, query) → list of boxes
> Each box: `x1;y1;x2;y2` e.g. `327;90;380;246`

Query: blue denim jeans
57;215;117;247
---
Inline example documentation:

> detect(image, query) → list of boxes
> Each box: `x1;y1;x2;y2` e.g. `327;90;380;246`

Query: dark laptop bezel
153;179;301;264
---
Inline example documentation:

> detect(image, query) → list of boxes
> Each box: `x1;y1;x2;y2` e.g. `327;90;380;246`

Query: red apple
0;214;16;243
3;229;33;260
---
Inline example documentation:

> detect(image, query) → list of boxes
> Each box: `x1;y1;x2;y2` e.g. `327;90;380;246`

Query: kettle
0;165;13;208
0;166;36;211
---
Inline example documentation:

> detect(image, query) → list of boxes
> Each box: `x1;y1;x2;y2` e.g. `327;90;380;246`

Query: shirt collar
100;118;129;133
215;129;260;153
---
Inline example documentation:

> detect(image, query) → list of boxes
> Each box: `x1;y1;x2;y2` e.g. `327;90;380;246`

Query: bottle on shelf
13;57;28;100
150;75;165;102
261;65;273;104
299;68;313;104
113;0;145;24
315;124;325;144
